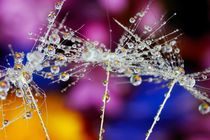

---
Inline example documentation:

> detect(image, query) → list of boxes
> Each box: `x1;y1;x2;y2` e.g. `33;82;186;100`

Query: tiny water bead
198;103;210;115
48;11;56;22
129;17;136;23
0;91;8;100
25;111;32;119
179;76;196;88
50;66;60;74
59;72;70;81
45;45;56;56
130;75;142;86
102;93;110;103
15;88;23;98
0;80;10;92
55;1;62;10
22;71;33;83
49;33;61;44
3;120;9;126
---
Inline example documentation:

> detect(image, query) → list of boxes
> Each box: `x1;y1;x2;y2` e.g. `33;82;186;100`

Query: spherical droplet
16;88;23;98
48;11;56;22
25;111;32;119
102;93;110;103
59;72;70;82
50;66;60;74
3;120;9;126
199;103;210;115
55;1;62;10
130;75;142;86
129;17;136;23
49;33;61;44
0;91;8;100
0;80;10;92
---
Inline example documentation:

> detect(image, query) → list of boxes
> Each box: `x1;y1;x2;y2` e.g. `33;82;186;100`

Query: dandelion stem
21;79;50;140
145;79;177;140
99;67;111;140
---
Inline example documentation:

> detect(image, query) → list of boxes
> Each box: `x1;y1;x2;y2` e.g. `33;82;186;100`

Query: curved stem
145;79;177;140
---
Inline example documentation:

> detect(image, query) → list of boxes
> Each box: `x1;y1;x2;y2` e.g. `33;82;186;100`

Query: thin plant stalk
99;65;111;140
145;79;177;140
20;78;50;140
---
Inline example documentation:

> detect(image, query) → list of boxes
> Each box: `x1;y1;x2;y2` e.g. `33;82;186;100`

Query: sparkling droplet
144;25;152;32
49;33;61;44
55;1;62;10
22;71;32;83
130;75;142;86
48;11;56;22
136;12;145;17
102;93;110;103
45;45;56;56
201;74;208;80
16;88;23;98
199;103;210;115
59;72;70;82
3;120;9;126
103;80;108;86
51;66;60;74
0;80;10;92
25;111;32;119
0;91;8;100
129;17;136;23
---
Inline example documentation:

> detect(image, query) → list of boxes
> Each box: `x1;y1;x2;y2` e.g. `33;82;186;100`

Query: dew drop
199;103;210;115
130;75;142;86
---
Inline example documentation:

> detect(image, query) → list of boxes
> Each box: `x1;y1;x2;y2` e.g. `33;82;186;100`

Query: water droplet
3;120;9;126
55;1;62;10
49;33;61;44
51;66;60;74
199;103;210;115
59;72;70;82
103;93;110;103
48;11;56;22
16;88;23;98
130;75;142;86
144;25;152;32
129;17;136;23
25;111;32;119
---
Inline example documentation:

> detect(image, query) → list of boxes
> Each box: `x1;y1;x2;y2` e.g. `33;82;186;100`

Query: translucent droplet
130;75;142;86
45;45;56;56
129;17;136;23
14;64;23;70
0;91;8;100
170;40;176;46
45;72;54;79
25;111;32;119
144;25;152;32
136;12;145;17
201;74;208;80
3;120;9;126
16;88;23;98
103;93;110;103
127;43;134;49
48;11;56;22
22;71;32;83
49;33;61;44
103;80;108;86
55;1;62;10
199;103;210;115
50;66;60;74
0;80;10;92
59;72;70;82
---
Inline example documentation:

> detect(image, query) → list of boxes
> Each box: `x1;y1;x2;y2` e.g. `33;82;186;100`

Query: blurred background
0;0;209;140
